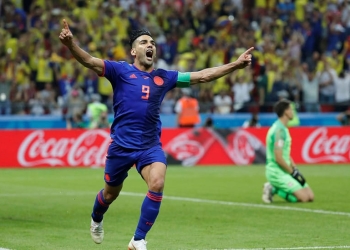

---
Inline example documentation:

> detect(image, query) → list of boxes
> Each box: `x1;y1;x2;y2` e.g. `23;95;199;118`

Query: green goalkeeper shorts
266;169;309;194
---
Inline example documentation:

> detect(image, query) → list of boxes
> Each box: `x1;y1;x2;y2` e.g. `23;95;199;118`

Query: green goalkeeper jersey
266;119;291;173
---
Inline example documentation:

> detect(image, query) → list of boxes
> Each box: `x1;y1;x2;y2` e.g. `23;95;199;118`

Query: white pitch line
122;192;350;217
1;191;350;217
221;246;350;250
0;248;12;250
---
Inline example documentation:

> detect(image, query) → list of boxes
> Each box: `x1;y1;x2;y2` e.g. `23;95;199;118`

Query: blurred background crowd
1;0;350;126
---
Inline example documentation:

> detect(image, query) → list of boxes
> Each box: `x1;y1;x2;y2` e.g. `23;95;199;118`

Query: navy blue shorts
104;140;167;186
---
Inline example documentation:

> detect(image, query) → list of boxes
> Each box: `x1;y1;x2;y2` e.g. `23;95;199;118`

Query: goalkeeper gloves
291;168;306;186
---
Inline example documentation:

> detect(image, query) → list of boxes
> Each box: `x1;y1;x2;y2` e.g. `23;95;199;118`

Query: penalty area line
122;192;350;217
220;246;350;250
1;191;350;217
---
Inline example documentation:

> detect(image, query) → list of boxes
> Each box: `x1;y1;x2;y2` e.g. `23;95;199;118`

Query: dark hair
129;29;152;47
274;99;291;117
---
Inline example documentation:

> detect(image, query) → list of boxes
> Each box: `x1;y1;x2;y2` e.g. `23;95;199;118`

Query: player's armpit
90;57;104;76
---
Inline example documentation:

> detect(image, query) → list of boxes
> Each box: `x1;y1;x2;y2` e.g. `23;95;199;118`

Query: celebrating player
59;19;253;249
262;99;314;204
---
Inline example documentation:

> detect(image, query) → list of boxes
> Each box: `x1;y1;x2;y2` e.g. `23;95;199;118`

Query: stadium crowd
1;0;350;120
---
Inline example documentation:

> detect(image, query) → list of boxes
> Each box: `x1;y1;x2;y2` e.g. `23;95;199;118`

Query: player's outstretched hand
236;47;254;69
59;19;73;47
291;168;306;186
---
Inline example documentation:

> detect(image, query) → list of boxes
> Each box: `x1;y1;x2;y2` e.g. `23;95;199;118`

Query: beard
140;56;154;68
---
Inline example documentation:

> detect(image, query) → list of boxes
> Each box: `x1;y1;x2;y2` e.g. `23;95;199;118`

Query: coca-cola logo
164;128;266;166
164;129;216;166
302;127;350;163
226;130;264;165
18;130;110;167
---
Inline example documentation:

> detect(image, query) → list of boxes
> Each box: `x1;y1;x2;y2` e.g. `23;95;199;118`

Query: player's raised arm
59;19;104;75
188;47;254;85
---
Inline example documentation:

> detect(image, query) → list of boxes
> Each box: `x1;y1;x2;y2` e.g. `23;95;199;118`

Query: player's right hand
59;19;73;47
236;47;254;69
291;168;306;186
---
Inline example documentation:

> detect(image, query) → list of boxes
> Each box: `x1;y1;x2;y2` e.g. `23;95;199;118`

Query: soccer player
262;99;314;204
59;19;253;249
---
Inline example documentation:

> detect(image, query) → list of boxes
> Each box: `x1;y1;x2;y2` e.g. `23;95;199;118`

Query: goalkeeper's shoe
262;182;273;203
128;237;147;250
90;218;104;244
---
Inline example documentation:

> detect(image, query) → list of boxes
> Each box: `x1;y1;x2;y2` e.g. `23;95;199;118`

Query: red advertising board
0;127;349;168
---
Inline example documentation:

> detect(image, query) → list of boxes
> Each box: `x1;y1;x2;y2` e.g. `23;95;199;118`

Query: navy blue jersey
100;60;178;149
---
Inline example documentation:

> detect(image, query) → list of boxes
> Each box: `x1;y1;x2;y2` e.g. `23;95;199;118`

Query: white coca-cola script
302;127;350;163
225;129;265;165
163;129;216;166
17;130;111;167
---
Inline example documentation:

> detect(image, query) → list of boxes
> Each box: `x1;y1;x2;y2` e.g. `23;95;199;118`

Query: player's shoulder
152;68;179;83
103;60;128;71
269;121;284;134
105;60;128;66
153;68;178;76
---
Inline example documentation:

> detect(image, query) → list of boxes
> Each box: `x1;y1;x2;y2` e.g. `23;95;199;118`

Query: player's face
285;105;294;120
132;35;156;68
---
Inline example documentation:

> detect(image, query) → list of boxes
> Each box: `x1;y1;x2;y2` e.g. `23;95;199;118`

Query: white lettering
302;128;350;163
18;130;110;167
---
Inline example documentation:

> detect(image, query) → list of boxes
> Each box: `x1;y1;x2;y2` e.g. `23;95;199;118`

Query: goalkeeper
262;99;314;203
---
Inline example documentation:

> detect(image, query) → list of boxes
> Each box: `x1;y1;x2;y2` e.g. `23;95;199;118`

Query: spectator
24;81;37;113
198;88;214;113
86;94;109;129
175;88;200;128
318;62;336;104
242;113;261;128
0;72;12;114
83;70;99;102
232;74;254;113
336;108;350;126
257;67;269;111
66;112;87;130
2;0;350;115
40;82;57;114
28;92;44;116
65;87;86;126
9;82;25;114
270;71;290;103
160;91;176;114
213;90;232;114
332;71;350;112
301;70;320;113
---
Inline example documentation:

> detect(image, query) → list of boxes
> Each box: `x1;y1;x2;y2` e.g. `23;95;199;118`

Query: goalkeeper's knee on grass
272;187;298;203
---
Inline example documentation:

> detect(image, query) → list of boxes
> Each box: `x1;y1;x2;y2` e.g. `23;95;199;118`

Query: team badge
153;76;164;86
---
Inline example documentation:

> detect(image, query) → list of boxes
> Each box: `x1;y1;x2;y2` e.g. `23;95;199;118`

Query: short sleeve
274;128;286;149
165;70;179;90
99;60;124;83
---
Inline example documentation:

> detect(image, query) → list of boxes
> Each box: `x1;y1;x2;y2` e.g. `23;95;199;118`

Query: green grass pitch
0;165;349;250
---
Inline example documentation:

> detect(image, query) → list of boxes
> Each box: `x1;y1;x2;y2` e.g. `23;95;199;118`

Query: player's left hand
291;168;306;186
236;47;254;69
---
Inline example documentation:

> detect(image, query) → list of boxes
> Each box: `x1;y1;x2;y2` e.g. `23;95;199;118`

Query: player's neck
279;117;289;127
133;61;154;73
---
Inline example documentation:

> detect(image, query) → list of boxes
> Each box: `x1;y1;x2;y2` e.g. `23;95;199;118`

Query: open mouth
146;49;153;60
